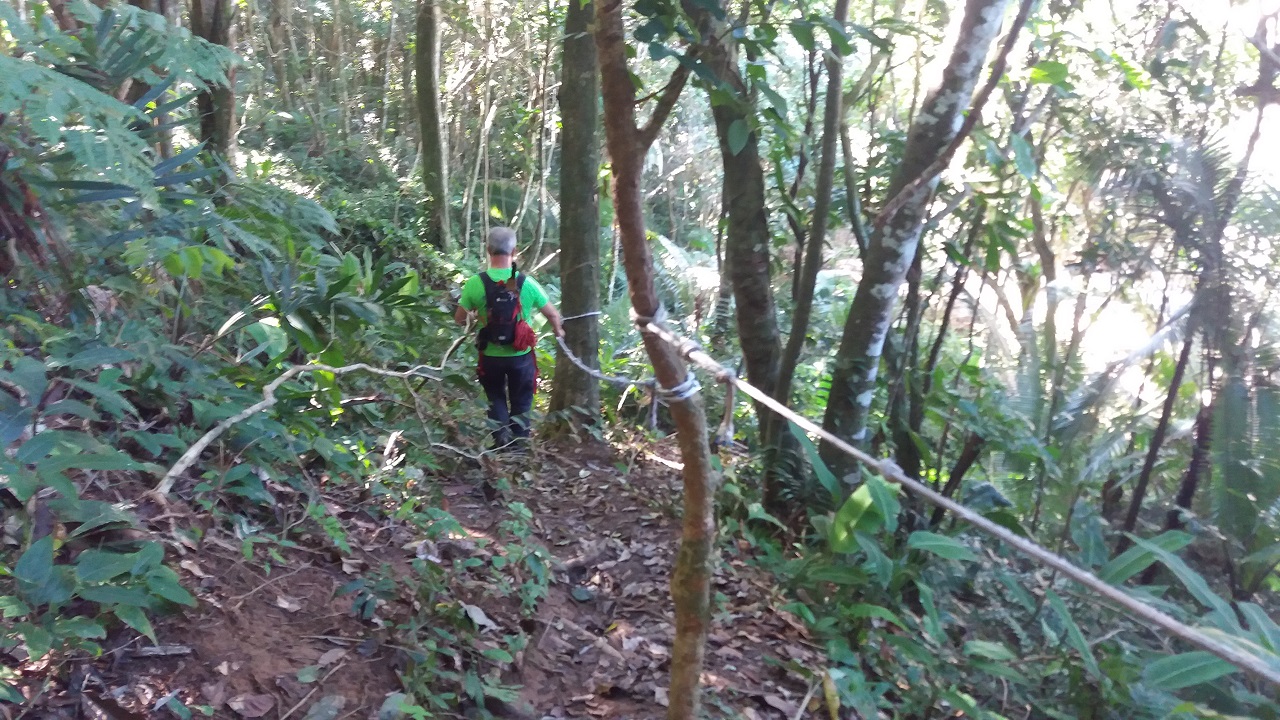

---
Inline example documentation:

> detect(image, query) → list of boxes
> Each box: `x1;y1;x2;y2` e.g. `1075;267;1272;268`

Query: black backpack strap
479;273;498;308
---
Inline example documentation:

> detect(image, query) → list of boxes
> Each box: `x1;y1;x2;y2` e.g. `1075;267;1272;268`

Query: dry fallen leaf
215;661;232;676
201;680;228;707
763;695;799;717
317;648;347;667
341;557;363;574
654;687;669;708
227;693;274;718
462;603;499;632
275;594;303;612
180;559;211;578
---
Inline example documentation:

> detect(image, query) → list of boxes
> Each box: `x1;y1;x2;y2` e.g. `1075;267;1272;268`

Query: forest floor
27;438;822;720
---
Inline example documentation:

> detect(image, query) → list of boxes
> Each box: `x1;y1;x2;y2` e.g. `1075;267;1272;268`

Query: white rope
637;320;1280;689
553;334;654;389
561;310;604;322
656;371;701;402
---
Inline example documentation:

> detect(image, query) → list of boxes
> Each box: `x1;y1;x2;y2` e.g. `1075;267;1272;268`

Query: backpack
477;270;535;351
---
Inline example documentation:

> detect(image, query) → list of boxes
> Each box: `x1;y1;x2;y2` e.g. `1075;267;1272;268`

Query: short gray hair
486;227;517;256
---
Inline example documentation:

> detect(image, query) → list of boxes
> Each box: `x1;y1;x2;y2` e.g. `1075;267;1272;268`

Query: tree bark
191;0;238;160
549;0;602;424
690;1;782;440
774;0;849;419
1166;393;1214;533
594;7;713;719
416;0;451;251
1116;329;1195;553
821;0;1012;478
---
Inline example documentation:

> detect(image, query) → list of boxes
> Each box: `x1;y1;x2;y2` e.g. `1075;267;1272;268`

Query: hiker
455;227;564;453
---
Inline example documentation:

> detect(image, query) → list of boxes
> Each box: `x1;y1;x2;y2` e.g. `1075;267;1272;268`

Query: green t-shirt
459;267;550;357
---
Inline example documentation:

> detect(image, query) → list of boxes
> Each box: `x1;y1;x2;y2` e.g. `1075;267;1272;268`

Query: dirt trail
453;441;819;719
30;440;818;719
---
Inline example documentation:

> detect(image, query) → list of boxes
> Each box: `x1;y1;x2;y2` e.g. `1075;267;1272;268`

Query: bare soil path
20;439;820;720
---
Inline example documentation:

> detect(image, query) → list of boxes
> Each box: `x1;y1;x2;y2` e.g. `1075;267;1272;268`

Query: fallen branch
153;363;441;497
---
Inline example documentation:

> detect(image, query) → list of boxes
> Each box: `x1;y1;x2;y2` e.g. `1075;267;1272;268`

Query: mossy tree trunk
549;0;602;424
594;5;716;717
416;0;451;251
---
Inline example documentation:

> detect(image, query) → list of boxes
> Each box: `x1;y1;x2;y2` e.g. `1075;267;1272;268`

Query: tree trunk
775;9;847;416
266;0;292;105
416;0;451;251
1167;393;1214;533
594;7;713;719
191;0;238;160
821;0;1012;478
549;0;602;424
1116;328;1195;553
690;2;782;441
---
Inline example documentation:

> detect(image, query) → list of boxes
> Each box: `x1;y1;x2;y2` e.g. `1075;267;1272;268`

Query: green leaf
76;549;139;583
0;356;48;399
850;23;890;52
14;537;54;589
0;681;23;704
0;397;33;445
79;585;154;606
790;422;840;504
296;665;320;683
746;502;787;530
855;532;893;588
1099;530;1193;585
1129;536;1238;630
17;622;53;660
55;616;108;639
756;82;788;115
1030;60;1069;85
1143;651;1238;690
1045;590;1100;678
788;19;816;51
865;477;900;533
146;567;197;606
482;647;515;663
830;485;882;553
162;697;193;719
1011;133;1036;179
906;532;977;562
114;604;156;642
0;596;32;619
964;640;1017;661
844;603;906;630
726;119;749;156
54;346;137;370
39;446;143;476
1240;602;1280;653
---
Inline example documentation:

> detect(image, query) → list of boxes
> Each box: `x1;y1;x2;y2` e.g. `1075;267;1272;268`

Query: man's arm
540;303;564;338
455;303;474;326
456;278;479;326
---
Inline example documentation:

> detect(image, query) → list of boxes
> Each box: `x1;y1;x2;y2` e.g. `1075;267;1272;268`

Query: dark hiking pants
477;352;537;450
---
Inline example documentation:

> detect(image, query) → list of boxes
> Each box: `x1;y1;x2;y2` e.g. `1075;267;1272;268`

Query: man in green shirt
455;227;564;452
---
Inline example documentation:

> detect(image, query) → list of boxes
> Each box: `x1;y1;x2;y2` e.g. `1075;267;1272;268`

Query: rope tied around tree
634;320;1280;689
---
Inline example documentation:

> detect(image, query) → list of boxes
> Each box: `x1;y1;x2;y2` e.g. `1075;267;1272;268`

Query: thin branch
873;0;1036;230
154;363;441;496
638;58;695;151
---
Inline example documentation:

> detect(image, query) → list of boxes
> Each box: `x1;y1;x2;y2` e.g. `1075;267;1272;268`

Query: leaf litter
19;439;817;719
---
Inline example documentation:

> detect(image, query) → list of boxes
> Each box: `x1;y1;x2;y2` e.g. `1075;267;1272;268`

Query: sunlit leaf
1143;652;1237;690
906;532;977;562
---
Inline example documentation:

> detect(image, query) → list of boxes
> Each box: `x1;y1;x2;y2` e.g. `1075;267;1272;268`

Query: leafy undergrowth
6;438;823;719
